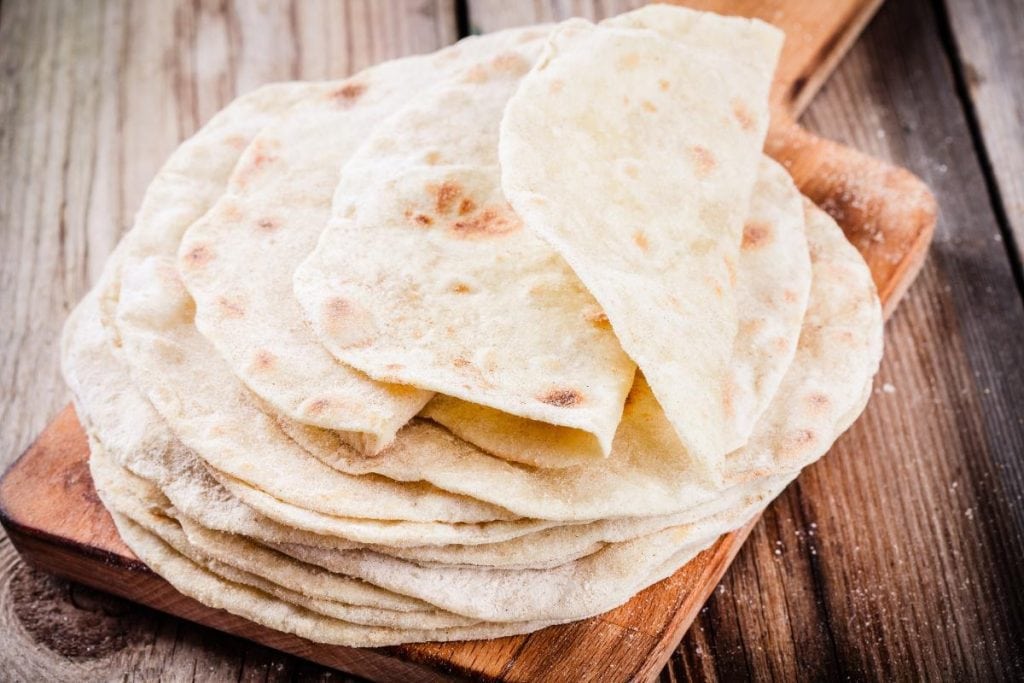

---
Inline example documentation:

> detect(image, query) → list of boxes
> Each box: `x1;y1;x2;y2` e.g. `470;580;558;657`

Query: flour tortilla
293;38;635;460
500;17;782;481
101;80;514;524
177;28;550;455
278;201;882;522
419;155;809;468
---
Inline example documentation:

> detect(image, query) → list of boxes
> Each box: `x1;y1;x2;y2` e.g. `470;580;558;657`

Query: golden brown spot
217;296;246;318
538;388;584;408
183;244;213;268
782;428;816;459
641;100;657;113
773;336;790;352
492;52;529;75
251;350;276;371
463;64;489;84
222;202;244;222
633;230;649;252
807;393;830;411
690;145;717;178
452;357;472;368
256;217;280;231
623;163;639;179
742;220;773;250
549;79;564;94
618;52;640;70
306;398;331;415
451;282;472;294
458;198;477;216
658;79;670;91
409;212;433;226
732;98;756;132
587;311;611;330
450;206;522;238
432;180;463;214
331;82;366;104
425;151;443;165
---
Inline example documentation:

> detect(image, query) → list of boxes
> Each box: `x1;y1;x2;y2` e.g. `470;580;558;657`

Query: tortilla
499;17;782;480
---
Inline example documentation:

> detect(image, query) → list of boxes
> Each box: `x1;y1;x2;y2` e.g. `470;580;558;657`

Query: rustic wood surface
0;0;1022;681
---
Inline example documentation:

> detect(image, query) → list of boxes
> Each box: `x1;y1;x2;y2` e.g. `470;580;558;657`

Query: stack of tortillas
62;5;882;647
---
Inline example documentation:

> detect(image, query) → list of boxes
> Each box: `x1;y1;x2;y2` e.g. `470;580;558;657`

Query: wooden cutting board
0;1;936;681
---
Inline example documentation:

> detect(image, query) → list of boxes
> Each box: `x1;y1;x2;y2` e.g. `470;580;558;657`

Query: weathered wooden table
1;0;1022;680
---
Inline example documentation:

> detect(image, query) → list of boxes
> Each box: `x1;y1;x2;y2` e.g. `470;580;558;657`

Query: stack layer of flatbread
62;5;882;647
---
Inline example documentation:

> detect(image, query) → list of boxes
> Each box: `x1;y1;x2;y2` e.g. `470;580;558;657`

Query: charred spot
742;220;773;250
450;206;522;238
412;212;434;226
331;82;367;104
432;180;463;214
690;145;717;178
183;244;213;268
731;98;756;132
256;217;280;231
539;388;584;408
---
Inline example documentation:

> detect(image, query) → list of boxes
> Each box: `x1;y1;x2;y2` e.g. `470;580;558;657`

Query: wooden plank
0;1;456;680
941;0;1024;274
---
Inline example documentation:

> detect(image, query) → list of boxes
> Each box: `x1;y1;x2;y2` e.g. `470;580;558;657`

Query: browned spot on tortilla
732;98;756;131
331;82;366;104
407;211;433;226
306;398;331;415
807;393;830;411
587;310;611;330
235;141;278;187
424;151;443;165
256;217;280;231
741;318;765;337
549;79;564;94
451;282;472;294
451;206;521;238
623;163;639;179
724;254;737;286
221;202;244;222
452;357;472;368
322;297;376;348
722;378;736;419
538;388;584;408
458;198;477;216
690;145;717;178
781;428;816;460
742;220;773;250
783;289;799;304
217;296;245;318
633;230;649;251
251;350;276;371
385;363;404;372
433;180;463;214
463;65;489;84
705;275;724;297
774;336;790;352
641;100;657;113
658;79;670;91
492;52;529;75
618;52;640;70
183;244;213;268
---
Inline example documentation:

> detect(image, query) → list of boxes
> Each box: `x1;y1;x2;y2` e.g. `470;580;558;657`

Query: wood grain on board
1;0;1023;680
